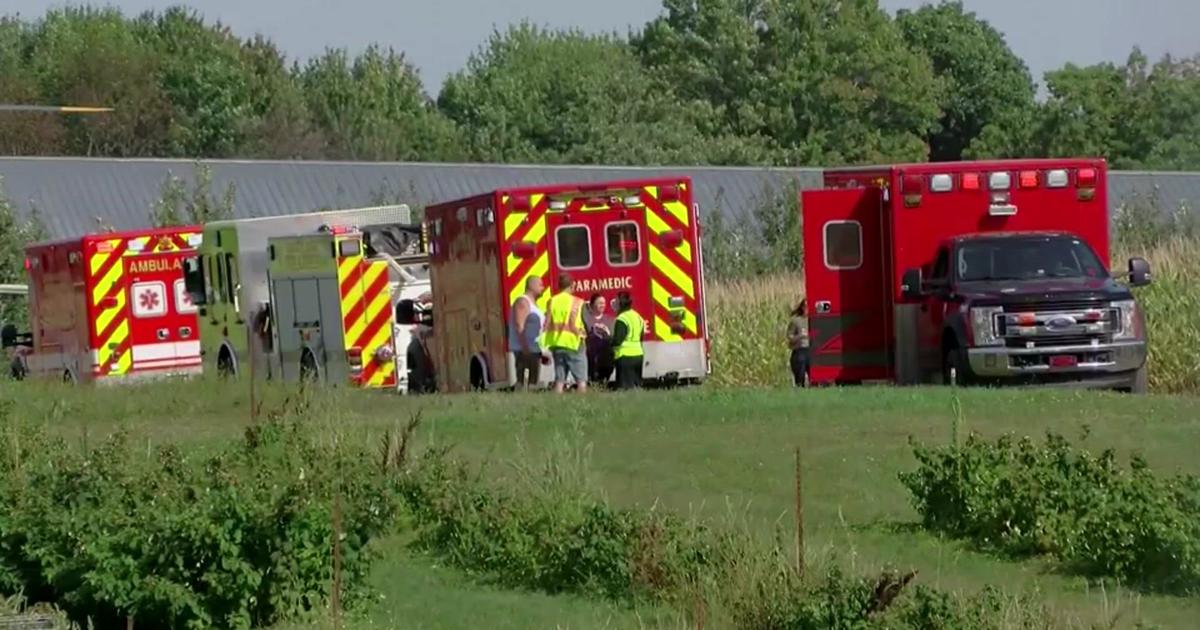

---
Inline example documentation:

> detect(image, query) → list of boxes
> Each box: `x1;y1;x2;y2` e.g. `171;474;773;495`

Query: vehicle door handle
814;300;832;314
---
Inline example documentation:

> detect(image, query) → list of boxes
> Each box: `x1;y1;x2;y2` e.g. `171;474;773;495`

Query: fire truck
264;225;429;389
182;205;415;382
802;158;1151;392
16;227;204;383
397;177;710;393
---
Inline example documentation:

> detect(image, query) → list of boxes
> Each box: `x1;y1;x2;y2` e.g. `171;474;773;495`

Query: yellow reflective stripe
663;199;688;226
654;315;681;342
91;260;124;307
651;280;697;335
95;319;130;370
508;251;549;307
503;212;525;241
94;290;127;338
505;212;547;274
648;244;695;299
644;208;692;263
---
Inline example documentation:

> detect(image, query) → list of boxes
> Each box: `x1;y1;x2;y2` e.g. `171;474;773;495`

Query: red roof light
961;173;981;191
1077;168;1097;187
1019;171;1038;188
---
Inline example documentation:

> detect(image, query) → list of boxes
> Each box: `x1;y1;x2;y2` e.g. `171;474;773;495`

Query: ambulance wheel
943;346;973;387
299;351;319;383
217;349;235;378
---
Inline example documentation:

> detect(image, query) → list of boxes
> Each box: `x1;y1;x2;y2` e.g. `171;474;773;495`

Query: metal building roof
0;157;1196;239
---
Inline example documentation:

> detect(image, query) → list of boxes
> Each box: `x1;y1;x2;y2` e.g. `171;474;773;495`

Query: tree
0;179;46;328
237;36;326;159
634;0;942;165
150;163;235;227
438;23;767;165
26;6;173;156
301;46;463;162
0;16;68;155
896;1;1035;162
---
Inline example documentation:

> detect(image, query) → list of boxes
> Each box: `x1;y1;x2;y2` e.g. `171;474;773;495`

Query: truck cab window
606;222;640;266
555;225;591;269
823;221;862;270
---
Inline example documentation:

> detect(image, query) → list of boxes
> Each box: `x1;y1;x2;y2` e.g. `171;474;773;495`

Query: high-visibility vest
543;292;585;352
614;309;644;360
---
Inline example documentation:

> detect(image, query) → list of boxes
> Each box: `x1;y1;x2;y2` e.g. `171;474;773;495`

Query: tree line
1;1;1198;170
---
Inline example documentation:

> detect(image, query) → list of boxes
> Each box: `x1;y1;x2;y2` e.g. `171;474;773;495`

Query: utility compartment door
801;188;891;384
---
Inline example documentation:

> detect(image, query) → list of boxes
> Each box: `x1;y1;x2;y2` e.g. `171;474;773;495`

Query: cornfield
706;236;1200;394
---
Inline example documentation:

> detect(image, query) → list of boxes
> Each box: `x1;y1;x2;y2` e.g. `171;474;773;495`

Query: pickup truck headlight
969;306;1004;346
1112;300;1143;340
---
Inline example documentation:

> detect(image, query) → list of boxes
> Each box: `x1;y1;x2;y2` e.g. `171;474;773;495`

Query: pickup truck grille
996;304;1117;348
1002;300;1105;314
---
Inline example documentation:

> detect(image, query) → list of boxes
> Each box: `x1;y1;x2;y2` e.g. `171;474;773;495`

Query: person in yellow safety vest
610;290;645;390
542;271;588;394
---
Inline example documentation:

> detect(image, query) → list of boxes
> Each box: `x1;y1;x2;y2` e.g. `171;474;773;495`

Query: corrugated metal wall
1;157;1196;239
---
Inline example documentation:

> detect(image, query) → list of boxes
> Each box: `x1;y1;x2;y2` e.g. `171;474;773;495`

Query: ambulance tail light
347;347;363;371
901;173;923;208
660;230;684;249
1018;171;1038;189
512;194;532;212
1076;167;1098;201
99;296;118;310
961;173;981;191
659;185;681;202
23;258;30;271
511;241;536;259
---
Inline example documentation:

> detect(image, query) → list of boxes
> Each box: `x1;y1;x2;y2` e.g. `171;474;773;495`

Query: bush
900;431;1200;594
0;396;401;628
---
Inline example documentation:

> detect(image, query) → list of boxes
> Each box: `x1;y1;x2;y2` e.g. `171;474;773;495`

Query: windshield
956;237;1107;282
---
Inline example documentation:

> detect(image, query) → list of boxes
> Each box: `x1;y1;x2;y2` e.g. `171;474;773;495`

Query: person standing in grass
584;293;614;385
610;291;645;390
786;298;809;387
543;272;588;394
509;276;545;390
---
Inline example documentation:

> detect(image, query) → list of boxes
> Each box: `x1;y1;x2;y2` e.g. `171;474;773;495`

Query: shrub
0;397;401;628
900;431;1200;594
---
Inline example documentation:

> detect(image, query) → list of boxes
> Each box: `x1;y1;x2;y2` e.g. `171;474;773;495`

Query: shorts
552;347;588;384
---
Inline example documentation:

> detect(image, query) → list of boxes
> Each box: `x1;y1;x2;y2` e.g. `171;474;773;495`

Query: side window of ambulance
605;222;640;266
823;221;862;270
555;225;591;269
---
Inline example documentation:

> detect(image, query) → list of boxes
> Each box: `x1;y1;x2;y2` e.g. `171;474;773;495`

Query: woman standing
584;294;614;385
786;299;809;387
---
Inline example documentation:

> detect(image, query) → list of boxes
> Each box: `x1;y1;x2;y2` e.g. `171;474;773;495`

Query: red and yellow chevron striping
336;243;396;388
499;185;702;344
87;231;200;377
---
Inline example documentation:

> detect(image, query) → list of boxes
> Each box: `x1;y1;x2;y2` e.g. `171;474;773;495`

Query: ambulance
18;227;203;383
265;224;428;389
802;158;1151;392
398;177;710;393
182;205;415;381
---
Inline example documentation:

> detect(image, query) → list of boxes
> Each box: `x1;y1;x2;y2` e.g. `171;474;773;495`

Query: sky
4;0;1199;96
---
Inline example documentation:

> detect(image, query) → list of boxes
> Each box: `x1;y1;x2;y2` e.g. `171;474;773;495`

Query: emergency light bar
904;167;1097;210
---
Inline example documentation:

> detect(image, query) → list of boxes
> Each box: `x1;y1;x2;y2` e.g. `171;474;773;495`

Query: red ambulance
19;227;204;383
802;158;1151;392
399;177;710;392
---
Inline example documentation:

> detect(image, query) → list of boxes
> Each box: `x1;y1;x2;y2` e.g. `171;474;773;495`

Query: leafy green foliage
0;180;44;329
150;162;236;227
895;2;1035;162
900;431;1200;594
0;396;401;628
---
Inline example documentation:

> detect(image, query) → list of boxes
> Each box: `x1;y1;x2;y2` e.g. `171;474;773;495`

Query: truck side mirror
901;268;925;300
1128;257;1152;287
183;256;207;305
395;299;418;325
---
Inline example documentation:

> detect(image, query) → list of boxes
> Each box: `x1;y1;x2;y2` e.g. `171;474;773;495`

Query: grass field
7;378;1199;629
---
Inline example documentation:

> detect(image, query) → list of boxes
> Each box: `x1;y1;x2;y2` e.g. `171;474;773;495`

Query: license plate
1049;355;1078;368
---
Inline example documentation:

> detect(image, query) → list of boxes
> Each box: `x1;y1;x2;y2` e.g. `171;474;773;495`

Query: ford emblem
1046;315;1076;330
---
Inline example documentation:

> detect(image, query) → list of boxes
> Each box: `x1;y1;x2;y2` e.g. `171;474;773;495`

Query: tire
407;347;434;394
1125;364;1149;394
217;348;235;379
469;359;485;391
8;356;26;381
943;345;971;387
299;351;319;383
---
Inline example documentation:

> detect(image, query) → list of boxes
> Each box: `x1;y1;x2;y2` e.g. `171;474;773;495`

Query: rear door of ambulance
801;187;892;384
125;247;198;373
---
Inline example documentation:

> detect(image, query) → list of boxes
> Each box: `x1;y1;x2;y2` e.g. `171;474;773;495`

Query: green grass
7;378;1199;628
